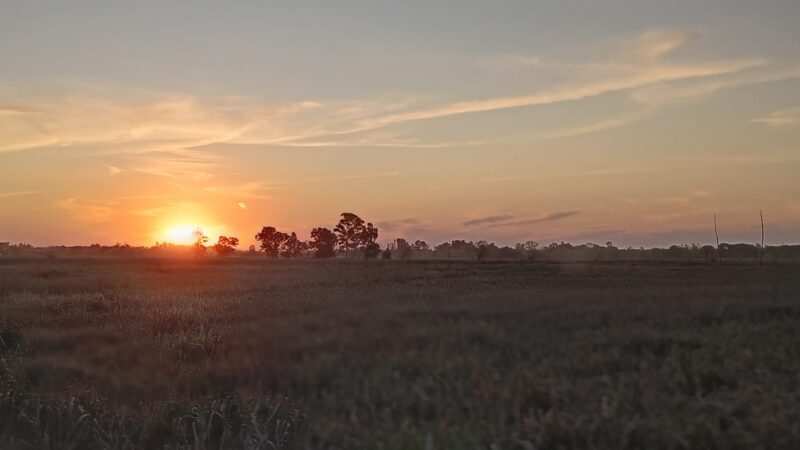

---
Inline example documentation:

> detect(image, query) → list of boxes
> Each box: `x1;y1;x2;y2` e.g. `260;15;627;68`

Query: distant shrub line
2;211;799;262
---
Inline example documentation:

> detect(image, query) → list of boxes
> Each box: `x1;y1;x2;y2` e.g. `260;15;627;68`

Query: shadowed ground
2;259;799;449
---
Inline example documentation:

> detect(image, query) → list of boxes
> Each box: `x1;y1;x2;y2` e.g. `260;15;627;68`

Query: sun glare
163;225;202;245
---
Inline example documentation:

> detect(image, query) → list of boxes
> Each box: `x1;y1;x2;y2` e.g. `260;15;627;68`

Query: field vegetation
1;258;799;449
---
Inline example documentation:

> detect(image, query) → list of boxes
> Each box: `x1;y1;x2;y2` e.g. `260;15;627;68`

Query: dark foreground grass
1;258;800;449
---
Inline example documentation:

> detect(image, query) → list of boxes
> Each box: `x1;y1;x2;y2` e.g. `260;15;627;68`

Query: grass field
2;258;800;449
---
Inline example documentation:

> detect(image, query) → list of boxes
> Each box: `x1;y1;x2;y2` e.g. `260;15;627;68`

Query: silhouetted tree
434;242;452;258
476;241;490;261
453;240;478;259
332;212;380;258
496;245;519;259
334;213;365;255
280;232;306;258
412;240;429;252
395;238;412;260
192;229;208;257
434;240;479;259
514;241;539;261
254;226;287;258
213;236;239;256
309;227;337;258
360;222;380;259
364;242;381;259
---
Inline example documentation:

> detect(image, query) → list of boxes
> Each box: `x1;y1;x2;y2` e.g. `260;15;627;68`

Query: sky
1;0;799;248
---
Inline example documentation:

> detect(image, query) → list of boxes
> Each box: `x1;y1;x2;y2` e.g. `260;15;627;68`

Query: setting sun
163;225;203;245
3;3;800;448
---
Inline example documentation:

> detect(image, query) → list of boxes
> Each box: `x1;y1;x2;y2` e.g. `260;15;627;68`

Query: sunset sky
1;1;799;247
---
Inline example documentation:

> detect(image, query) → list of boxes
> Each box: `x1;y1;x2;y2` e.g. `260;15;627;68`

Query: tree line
196;212;383;259
175;211;800;264
3;211;800;263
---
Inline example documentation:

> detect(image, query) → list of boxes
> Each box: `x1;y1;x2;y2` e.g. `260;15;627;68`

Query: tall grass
0;388;303;450
1;259;800;448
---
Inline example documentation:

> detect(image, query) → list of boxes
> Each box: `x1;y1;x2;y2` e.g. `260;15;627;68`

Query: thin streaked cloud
536;113;646;140
1;1;799;247
0;191;38;199
203;181;275;200
486;211;581;228
752;107;800;128
464;215;515;227
377;218;422;232
56;198;115;224
0;30;775;155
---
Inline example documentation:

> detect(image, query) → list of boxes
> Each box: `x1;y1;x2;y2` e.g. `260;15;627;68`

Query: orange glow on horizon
161;225;200;245
160;224;228;246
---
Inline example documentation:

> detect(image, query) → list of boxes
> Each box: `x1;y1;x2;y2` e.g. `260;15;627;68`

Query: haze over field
1;1;799;247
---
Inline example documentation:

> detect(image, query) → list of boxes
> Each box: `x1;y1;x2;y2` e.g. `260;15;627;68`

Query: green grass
1;258;800;449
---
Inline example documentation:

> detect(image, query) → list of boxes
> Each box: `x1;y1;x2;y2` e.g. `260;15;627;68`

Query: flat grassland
1;258;800;449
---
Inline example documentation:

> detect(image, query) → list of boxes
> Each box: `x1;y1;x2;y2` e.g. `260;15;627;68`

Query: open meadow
2;258;800;449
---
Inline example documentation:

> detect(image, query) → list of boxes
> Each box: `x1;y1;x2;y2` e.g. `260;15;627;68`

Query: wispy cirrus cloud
56;198;115;224
631;65;800;107
246;30;769;143
377;218;422;232
275;137;486;149
630;30;694;63
463;214;515;227
462;211;580;229
301;171;402;185
0;105;35;116
536;112;647;140
0;190;38;199
348;59;762;133
115;148;221;180
203;181;277;200
486;211;581;228
130;207;165;217
0;28;786;158
656;190;715;208
0;95;256;153
752;107;800;127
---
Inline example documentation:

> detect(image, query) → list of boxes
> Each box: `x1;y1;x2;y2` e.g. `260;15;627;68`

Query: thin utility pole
714;213;720;263
760;210;765;265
